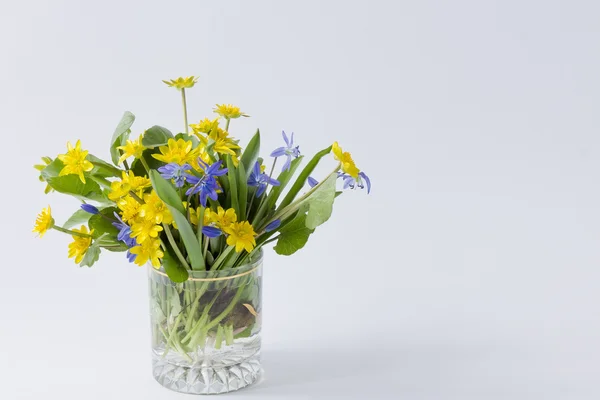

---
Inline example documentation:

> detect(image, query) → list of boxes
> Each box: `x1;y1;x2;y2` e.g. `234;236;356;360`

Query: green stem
163;224;191;270
204;282;247;332
181;89;189;134
211;245;234;270
139;156;151;174
129;190;144;204
225;118;230;132
52;225;93;238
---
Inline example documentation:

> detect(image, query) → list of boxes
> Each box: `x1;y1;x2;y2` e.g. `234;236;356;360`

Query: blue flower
270;131;300;172
248;161;280;197
307;176;318;188
338;171;371;194
265;219;281;232
185;159;228;207
158;163;192;188
202;226;222;238
112;213;138;262
80;203;99;214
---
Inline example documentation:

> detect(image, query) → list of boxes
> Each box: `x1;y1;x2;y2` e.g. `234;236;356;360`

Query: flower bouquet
33;76;371;394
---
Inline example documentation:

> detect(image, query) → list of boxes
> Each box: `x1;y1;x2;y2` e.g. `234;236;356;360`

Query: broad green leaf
88;207;120;239
150;171;204;270
162;248;189;283
226;156;239;217
149;170;185;214
274;211;314;256
130;148;163;177
88;154;122;178
63;209;93;229
174;132;200;147
41;159;105;203
80;243;101;268
240;130;260;179
304;173;337;229
237;162;247;220
110;111;135;165
141;125;174;149
277;145;332;211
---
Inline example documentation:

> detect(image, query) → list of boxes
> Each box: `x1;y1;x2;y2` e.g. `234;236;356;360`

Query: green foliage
80;239;102;268
41;159;106;203
162;248;189;283
274;209;315;256
277;145;332;211
226;156;240;216
237;162;247;220
141;125;174;149
88;207;120;239
240;130;260;179
63;209;93;229
304;173;337;229
150;171;204;270
110;111;135;165
87;155;122;178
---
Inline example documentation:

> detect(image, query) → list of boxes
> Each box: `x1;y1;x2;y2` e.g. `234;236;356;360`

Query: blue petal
282;130;290;147
307;176;318;188
265;219;281;232
359;171;371;194
270;147;287;157
281;156;291;172
267;176;281;186
80;203;99;215
202;226;222;238
256;184;266;197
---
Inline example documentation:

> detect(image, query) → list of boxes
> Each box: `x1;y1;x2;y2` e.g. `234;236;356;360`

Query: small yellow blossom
108;171;151;201
152;138;200;165
190;117;219;135
34;157;53;194
193;126;240;159
117;135;145;165
139;191;173;225
206;206;237;228
162;76;198;90
332;141;359;178
130;238;164;268
213;104;248;120
68;225;93;264
130;218;163;244
57;140;94;184
117;195;142;223
33;206;54;237
223;221;256;253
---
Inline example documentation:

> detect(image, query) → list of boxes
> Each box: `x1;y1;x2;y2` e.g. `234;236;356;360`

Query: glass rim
149;249;263;282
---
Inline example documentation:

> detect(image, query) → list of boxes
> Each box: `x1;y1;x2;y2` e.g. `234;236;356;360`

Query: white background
2;1;600;399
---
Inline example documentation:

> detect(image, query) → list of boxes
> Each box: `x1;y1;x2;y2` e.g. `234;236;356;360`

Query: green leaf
226;156;239;217
63;209;93;229
141;125;174;149
110;111;135;165
130;148;163;177
88;207;120;239
237;162;247;220
149;170;185;214
80;242;101;268
274;210;314;256
304;173;337;229
87;154;122;178
174;132;200;147
162;249;189;283
277;145;332;211
41;159;106;203
240;130;260;179
150;171;204;270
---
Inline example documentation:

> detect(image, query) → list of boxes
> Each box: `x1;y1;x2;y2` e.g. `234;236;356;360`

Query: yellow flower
190;117;219;135
33;206;54;237
117;195;142;223
332;141;360;178
68;225;93;264
139;191;173;225
194;126;240;158
213;104;249;120
108;171;151;201
117;135;145;165
34;157;53;194
57;140;94;184
152;138;200;165
206;206;237;228
223;221;256;253
130;218;163;244
162;76;198;90
130;238;164;268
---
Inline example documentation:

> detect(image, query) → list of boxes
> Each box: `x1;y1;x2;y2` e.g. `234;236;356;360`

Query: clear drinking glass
148;251;262;394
